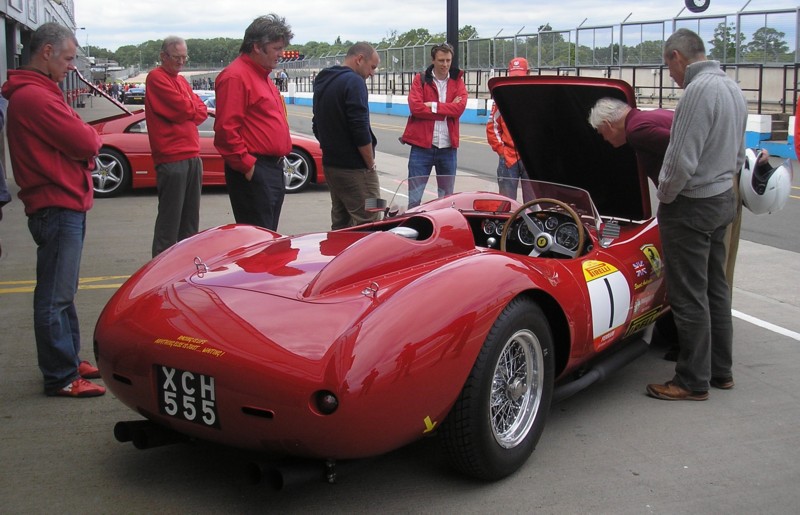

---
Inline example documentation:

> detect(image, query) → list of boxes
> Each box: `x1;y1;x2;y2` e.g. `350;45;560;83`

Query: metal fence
219;7;800;114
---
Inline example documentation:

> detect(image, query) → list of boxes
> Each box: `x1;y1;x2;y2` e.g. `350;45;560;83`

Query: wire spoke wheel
441;298;554;480
490;329;543;449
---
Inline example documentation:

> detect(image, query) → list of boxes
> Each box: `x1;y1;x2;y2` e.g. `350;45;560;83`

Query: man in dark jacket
312;42;380;229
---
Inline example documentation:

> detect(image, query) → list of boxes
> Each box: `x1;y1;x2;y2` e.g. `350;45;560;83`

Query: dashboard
468;211;584;255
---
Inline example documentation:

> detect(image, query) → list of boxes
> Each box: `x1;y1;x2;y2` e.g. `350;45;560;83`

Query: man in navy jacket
312;42;380;230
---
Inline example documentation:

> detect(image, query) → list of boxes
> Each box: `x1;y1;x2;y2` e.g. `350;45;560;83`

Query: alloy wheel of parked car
441;298;554;480
284;148;314;193
93;148;131;198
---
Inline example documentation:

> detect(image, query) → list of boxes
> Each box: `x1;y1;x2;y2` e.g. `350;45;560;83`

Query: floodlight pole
447;0;459;64
78;27;89;57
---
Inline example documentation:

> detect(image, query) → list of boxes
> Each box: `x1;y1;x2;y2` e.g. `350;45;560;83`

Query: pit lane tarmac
1;104;799;513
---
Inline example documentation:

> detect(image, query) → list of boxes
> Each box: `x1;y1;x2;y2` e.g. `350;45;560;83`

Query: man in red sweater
214;14;293;231
145;36;208;257
1;23;104;397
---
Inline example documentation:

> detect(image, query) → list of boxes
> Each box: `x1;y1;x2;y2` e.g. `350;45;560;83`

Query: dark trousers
658;189;736;392
152;157;202;257
224;156;285;231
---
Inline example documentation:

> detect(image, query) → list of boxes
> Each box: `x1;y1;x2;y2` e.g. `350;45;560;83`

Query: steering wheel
499;198;586;258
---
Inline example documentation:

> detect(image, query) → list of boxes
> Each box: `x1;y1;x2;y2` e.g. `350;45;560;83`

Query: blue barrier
290;91;798;160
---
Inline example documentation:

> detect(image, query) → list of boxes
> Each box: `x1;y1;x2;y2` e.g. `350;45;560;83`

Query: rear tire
93;148;131;198
441;297;554;480
284;148;313;193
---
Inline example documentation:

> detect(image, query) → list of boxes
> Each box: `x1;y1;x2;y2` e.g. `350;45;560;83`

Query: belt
252;154;284;164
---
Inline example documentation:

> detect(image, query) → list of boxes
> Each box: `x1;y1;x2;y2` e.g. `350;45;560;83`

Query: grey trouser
658;188;736;391
323;165;381;230
152;157;202;257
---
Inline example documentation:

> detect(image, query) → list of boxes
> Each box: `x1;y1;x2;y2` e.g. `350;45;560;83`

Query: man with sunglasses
145;36;208;257
214;14;294;231
401;42;467;208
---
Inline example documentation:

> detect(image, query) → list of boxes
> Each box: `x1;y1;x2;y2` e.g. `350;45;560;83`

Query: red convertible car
94;76;667;484
90;107;324;197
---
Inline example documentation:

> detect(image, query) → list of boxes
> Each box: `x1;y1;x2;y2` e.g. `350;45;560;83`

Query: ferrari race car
94;76;668;484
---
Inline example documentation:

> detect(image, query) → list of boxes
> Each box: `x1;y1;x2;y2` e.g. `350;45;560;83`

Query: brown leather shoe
646;381;708;401
710;377;734;390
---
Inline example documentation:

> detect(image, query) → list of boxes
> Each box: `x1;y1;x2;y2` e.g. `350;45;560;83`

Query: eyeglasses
167;54;189;62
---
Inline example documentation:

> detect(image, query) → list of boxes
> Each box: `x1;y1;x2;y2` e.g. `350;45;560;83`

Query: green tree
743;26;790;63
708;22;744;64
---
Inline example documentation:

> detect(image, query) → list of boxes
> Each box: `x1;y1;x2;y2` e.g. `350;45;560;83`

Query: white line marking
732;309;800;341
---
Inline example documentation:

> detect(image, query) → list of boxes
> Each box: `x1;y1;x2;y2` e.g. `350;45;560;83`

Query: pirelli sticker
624;306;663;337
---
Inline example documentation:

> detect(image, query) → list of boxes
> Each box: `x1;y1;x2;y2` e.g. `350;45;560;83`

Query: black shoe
663;347;678;362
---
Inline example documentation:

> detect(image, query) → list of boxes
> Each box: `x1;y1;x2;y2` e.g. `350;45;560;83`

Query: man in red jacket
1;23;104;397
214;14;293;231
145;36;208;257
400;43;467;208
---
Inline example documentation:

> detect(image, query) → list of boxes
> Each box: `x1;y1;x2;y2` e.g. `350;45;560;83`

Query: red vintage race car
94;76;667;483
89;107;324;197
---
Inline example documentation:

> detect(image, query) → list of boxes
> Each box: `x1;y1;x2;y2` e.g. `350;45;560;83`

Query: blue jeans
407;145;457;208
657;189;735;392
27;208;86;393
496;156;535;202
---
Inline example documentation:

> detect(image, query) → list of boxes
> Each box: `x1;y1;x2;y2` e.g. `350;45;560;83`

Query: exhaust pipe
114;420;188;449
553;337;649;403
246;459;328;490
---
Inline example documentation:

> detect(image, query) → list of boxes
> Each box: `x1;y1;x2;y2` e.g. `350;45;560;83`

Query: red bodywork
94;76;668;467
95;194;666;459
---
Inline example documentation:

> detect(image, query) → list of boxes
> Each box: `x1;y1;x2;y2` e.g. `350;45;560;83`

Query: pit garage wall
287;87;798;160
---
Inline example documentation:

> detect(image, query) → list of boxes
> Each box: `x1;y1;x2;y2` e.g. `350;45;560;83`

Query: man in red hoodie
145;36;208;257
1;23;104;397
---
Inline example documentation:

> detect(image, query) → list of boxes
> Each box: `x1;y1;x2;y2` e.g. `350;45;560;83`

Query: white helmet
739;148;793;215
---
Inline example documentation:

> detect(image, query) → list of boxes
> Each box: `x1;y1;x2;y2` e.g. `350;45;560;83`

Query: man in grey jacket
646;29;747;401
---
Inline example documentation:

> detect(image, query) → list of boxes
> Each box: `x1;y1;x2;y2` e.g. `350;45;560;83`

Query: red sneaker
48;378;106;398
78;360;101;379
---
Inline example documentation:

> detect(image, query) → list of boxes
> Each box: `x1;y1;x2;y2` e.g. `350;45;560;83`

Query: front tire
441;297;554;480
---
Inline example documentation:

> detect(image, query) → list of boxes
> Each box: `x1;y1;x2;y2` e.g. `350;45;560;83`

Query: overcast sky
75;0;798;51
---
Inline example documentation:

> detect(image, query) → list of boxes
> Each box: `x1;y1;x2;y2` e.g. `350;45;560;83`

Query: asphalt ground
1;99;799;513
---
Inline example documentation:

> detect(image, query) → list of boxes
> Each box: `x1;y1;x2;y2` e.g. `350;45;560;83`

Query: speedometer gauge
481;219;496;235
555;223;580;250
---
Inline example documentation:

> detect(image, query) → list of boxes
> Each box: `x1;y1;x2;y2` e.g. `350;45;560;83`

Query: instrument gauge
555;223;580;250
517;222;535;245
544;216;559;231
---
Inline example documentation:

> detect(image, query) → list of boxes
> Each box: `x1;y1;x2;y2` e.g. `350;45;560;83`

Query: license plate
157;365;220;428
